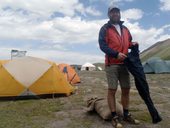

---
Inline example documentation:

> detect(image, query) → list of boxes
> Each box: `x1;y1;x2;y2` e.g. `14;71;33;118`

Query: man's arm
98;26;119;58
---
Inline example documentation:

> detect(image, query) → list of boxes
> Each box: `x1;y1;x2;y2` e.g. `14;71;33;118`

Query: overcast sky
0;0;170;64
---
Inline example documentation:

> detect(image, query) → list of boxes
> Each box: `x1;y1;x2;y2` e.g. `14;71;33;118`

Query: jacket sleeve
98;26;119;58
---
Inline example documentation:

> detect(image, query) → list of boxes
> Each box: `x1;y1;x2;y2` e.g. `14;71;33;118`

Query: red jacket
98;21;132;65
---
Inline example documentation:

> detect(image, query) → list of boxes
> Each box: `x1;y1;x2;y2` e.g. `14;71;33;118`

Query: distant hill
140;38;170;62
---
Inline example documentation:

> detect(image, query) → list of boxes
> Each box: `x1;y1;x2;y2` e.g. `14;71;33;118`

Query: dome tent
143;62;154;74
81;62;96;71
58;63;81;84
165;61;170;68
0;56;74;99
143;57;170;74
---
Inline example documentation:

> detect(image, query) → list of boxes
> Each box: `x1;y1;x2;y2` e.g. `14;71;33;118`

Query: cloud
119;9;170;51
124;21;170;51
0;0;101;18
85;6;102;16
124;0;134;1
0;43;104;64
0;2;105;64
0;1;169;64
52;17;103;44
27;49;104;64
109;0;135;3
0;48;12;60
0;7;103;44
108;0;135;6
0;6;169;64
121;8;143;21
0;1;104;45
160;0;170;11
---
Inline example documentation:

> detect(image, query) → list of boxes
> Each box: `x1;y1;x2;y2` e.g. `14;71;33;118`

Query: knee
108;89;117;96
121;88;130;96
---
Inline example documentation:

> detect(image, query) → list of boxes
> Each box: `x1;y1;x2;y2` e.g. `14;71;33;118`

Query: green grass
0;99;64;128
136;112;151;123
68;118;93;128
141;44;170;62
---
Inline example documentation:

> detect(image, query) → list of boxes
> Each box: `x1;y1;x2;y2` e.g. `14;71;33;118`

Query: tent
143;62;154;74
93;63;105;71
143;57;170;74
70;64;81;71
165;61;170;67
0;56;75;98
97;66;103;71
58;63;81;84
81;62;96;71
0;60;10;65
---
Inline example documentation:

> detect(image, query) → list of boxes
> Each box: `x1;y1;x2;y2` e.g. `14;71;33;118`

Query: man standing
98;6;139;128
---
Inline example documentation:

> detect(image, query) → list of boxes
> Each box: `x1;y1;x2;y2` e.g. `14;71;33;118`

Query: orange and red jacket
98;21;132;65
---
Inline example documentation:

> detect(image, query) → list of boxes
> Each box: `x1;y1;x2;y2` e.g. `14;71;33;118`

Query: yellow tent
0;56;75;98
0;60;10;65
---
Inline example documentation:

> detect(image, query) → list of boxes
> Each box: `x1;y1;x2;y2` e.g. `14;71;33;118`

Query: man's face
109;9;120;23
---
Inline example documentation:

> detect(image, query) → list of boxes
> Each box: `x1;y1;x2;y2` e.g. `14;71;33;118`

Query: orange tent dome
58;63;81;84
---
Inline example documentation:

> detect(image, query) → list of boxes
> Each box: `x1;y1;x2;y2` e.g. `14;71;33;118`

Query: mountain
140;38;170;62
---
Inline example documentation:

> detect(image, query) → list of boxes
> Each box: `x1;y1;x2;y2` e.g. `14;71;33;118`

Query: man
98;6;139;128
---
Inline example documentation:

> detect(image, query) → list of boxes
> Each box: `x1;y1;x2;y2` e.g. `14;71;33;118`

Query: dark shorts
105;64;130;89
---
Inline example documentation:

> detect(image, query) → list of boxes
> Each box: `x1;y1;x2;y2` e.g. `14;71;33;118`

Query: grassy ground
0;71;170;128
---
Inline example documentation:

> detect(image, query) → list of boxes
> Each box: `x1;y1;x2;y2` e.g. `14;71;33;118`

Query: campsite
0;70;170;128
0;1;170;128
0;39;170;128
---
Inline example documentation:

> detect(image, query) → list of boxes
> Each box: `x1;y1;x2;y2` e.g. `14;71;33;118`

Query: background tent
58;63;81;84
97;66;102;71
165;61;170;68
81;62;96;71
70;64;81;71
0;56;74;98
93;63;105;71
143;62;154;74
0;60;10;65
143;57;170;74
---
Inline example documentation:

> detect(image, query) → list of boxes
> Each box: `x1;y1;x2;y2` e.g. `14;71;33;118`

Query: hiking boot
123;113;140;125
111;116;123;128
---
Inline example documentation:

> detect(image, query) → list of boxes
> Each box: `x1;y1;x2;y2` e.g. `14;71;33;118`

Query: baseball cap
108;6;120;13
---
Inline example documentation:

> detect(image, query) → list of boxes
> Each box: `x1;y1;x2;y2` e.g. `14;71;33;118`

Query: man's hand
117;52;127;60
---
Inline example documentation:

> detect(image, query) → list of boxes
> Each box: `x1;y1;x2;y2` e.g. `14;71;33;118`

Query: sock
111;111;117;117
123;109;129;117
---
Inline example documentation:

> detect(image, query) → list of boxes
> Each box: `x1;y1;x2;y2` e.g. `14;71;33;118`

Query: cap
108;6;120;13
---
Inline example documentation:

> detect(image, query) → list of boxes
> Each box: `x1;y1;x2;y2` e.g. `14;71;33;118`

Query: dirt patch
51;71;170;128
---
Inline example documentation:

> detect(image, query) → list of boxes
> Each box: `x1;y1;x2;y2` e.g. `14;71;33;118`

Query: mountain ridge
140;38;170;62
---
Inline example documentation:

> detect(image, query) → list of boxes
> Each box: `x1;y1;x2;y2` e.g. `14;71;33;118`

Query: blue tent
143;57;170;74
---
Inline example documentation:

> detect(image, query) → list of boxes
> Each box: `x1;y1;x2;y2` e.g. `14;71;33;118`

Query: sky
0;0;170;65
